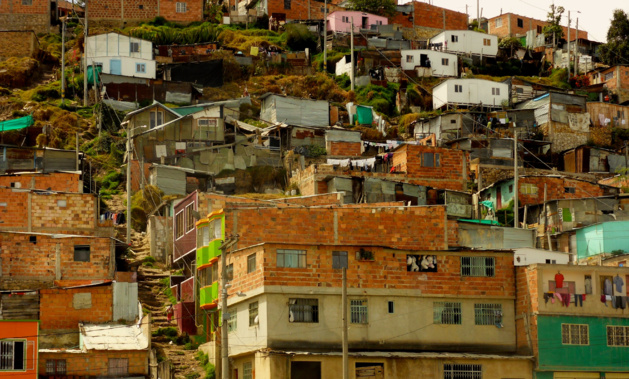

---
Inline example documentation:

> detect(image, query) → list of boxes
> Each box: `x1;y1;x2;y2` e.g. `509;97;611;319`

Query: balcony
197;239;222;268
199;281;219;310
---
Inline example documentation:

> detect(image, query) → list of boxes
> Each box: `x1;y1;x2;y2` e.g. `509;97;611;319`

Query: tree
499;37;522;58
348;0;396;17
542;4;564;46
598;9;629;65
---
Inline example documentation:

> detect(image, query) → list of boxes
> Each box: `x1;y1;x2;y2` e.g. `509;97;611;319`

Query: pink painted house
327;10;388;33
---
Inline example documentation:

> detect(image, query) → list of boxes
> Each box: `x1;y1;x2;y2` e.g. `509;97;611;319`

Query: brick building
89;0;204;25
587;65;629;104
39;284;115;330
0;0;52;34
487;13;588;41
389;1;468;31
0;172;82;192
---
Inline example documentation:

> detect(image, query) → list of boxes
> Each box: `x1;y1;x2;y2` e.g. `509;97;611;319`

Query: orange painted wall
0;320;39;378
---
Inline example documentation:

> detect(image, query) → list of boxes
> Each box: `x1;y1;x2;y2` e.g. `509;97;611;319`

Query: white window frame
289;298;319;323
562;323;589;345
176;2;187;12
150;110;164;129
227;307;237;332
185;203;195;233
247;253;256;274
175;210;184;240
0;340;26;371
520;183;538;195
277;249;306;268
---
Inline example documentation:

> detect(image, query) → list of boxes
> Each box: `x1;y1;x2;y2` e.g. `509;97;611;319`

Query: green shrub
284;24;317;51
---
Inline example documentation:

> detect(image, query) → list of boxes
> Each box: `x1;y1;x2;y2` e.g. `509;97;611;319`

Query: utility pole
342;267;348;379
323;0;327;72
477;0;479;30
126;125;132;244
83;0;89;106
567;11;570;73
574;18;579;77
513;130;519;228
350;17;354;91
220;236;239;379
61;17;66;105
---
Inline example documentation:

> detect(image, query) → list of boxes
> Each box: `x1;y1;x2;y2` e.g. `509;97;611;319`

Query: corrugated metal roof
80;323;149;351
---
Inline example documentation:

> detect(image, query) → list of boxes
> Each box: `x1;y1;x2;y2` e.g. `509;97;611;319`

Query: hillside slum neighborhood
2;0;629;378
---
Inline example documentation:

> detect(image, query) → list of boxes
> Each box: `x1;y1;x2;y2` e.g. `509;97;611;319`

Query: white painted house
429;30;498;57
432;78;509;110
86;32;156;79
400;49;458;77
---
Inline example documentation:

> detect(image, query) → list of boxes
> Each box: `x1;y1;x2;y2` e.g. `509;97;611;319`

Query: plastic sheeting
0;115;33;132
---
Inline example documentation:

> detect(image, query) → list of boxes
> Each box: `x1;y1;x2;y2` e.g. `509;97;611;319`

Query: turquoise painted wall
483;179;514;210
537;315;629;372
576;221;629;259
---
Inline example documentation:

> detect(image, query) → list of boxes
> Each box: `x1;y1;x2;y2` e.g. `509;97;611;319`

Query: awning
0;115;34;132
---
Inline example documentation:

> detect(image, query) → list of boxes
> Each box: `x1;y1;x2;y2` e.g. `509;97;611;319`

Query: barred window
108;358;128;376
249;302;258;326
461;257;495;277
562;324;589;345
350;299;368;324
443;363;482;379
247;253;256;274
227;308;237;332
243;362;253;379
289;298;319;323
474;304;502;326
175;211;184;239
277;249;306;268
607;326;629;346
46;359;66;374
433;302;461;325
0;340;25;371
176;2;187;12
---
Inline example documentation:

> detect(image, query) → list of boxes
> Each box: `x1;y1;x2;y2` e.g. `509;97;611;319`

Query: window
605;72;614;81
243;362;253;379
277;249;306;268
136;63;146;73
108;358;129;376
284;0;290;9
461;257;495;277
508;185;513;193
564;187;576;194
227;308;237;332
185;204;195;232
492;87;500;96
175;211;184;239
226;264;233;281
495;18;503;27
376;20;383;25
247;253;256;274
138;4;143;9
333;251;348;269
517;18;523;28
350;299;368;324
454;84;462;93
545;259;557;264
150;110;164;129
483;38;491;46
74;245;90;262
520;183;538;195
474;303;502;326
198;118;218;135
433;302;461;325
249;302;258;326
451;35;458;42
289;298;319;323
406;55;414;63
21;0;32;4
130;42;140;53
176;2;187;12
562;324;589;345
607;326;629;346
516;87;524;94
388;301;394;313
441;58;449;66
46;359;66;375
197;225;210;248
537;25;543;34
342;16;349;23
0;340;25;371
584;275;593;294
443;364;482;379
422;152;441;167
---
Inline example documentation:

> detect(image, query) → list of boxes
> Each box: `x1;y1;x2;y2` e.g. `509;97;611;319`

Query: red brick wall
90;0;203;23
328;141;362;157
0;233;113;282
0;0;50;33
39;350;148;376
40;286;113;329
130;160;151;193
389;2;467;30
226;243;515;299
271;193;342;206
518;177;606;206
515;266;538;355
226;205;449;251
488;13;588;40
0;173;80;192
392;144;468;191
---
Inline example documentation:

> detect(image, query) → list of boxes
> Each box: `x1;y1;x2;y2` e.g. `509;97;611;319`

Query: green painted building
576;221;629;260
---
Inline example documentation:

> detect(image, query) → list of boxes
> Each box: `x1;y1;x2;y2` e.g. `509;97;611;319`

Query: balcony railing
200;281;219;310
197;239;222;267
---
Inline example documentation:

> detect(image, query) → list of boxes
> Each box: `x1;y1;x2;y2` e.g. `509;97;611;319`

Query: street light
123;122;147;245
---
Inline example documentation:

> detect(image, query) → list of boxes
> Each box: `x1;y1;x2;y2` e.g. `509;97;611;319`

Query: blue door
110;59;121;75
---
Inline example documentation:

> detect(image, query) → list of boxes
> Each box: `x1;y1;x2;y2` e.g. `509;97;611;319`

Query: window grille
350;299;368;324
443;363;482;379
249;302;258;326
433;302;461;325
108;358;129;376
474;304;502;325
46;359;66;374
289;298;319;323
227;308;237;332
0;340;24;371
562;324;589;345
277;249;306;268
607;326;629;346
461;257;495;277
